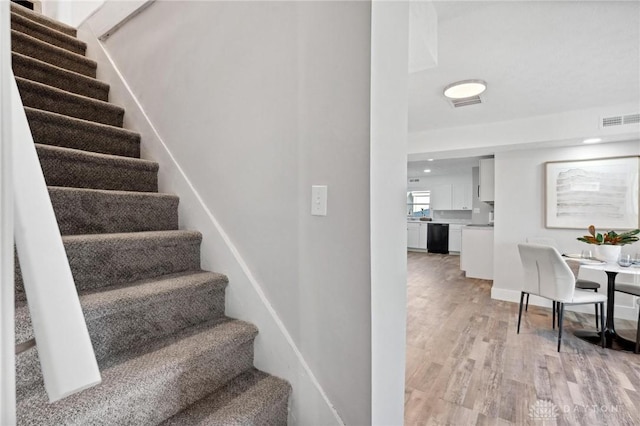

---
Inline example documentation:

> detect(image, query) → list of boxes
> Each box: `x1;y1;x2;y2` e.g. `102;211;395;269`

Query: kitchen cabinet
452;184;472;210
419;224;428;249
407;223;420;248
479;159;495;203
430;184;452;211
407;222;428;250
432;183;471;211
460;226;494;279
448;224;463;252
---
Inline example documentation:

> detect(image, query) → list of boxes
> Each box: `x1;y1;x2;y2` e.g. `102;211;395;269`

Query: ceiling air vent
601;113;640;128
623;113;640;125
450;95;482;108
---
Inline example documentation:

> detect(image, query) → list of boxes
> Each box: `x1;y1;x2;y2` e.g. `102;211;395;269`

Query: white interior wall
370;1;409;424
492;140;640;319
41;0;103;27
84;1;374;424
295;3;372;424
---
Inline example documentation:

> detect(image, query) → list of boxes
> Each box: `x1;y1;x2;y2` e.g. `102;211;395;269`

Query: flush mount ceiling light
583;138;602;144
423;169;431;173
427;158;434;162
443;79;487;99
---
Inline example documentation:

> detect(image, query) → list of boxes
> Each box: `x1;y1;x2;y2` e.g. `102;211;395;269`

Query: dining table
574;262;640;351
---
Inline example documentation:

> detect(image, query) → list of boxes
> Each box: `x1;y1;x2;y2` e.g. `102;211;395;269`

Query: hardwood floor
405;252;640;426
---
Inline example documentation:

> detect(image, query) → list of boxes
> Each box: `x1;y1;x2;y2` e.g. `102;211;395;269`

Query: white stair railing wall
1;1;16;423
10;73;102;402
1;1;101;421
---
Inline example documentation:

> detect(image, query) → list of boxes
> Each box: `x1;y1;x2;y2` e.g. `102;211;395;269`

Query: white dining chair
525;236;602;330
517;243;606;352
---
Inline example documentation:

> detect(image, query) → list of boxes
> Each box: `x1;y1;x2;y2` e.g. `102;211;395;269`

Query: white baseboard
491;287;639;321
77;19;342;426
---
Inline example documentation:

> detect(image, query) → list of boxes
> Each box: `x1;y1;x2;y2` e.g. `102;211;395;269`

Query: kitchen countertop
464;224;494;229
407;218;472;225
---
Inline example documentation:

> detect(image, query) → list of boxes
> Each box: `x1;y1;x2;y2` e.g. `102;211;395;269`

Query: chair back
517;243;576;302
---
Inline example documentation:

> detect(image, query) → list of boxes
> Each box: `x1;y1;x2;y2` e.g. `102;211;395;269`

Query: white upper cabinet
432;183;471;210
479;158;495;203
430;184;452;210
452;183;472;210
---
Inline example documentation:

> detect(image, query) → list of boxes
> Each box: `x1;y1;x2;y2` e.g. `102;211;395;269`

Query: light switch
473;208;480;213
311;185;328;216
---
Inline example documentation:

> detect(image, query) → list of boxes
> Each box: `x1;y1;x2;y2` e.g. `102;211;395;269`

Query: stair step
13;52;109;101
16;77;123;127
11;30;96;78
36;144;157;192
10;2;77;37
17;319;258;425
11;11;86;55
49;186;179;235
26;108;140;157
16;270;228;368
15;230;202;296
161;369;291;426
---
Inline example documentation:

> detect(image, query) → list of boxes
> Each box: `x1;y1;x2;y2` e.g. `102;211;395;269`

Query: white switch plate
311;185;327;216
473;208;480;213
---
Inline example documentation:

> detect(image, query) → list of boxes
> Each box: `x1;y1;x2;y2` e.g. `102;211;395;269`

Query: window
407;191;430;217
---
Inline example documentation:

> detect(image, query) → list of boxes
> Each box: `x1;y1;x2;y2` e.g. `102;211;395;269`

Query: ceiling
408;1;640;134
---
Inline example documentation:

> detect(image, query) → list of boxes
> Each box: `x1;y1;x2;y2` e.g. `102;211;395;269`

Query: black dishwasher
427;223;449;254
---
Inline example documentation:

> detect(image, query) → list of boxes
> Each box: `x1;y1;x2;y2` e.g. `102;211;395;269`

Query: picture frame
545;156;639;229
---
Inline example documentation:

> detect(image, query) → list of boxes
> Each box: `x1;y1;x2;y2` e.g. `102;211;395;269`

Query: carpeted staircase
10;2;291;424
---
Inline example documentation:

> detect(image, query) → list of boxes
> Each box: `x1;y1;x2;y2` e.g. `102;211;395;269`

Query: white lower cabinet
407;222;428;250
419;223;428;249
448;224;462;253
460;227;494;280
407;223;420;248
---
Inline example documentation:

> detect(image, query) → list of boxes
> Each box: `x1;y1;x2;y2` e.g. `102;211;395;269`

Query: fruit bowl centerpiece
577;225;640;263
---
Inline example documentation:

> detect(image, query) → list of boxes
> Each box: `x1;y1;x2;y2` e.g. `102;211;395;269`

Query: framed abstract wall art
545;156;639;229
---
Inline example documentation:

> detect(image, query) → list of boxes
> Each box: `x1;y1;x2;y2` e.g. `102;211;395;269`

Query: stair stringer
76;24;344;426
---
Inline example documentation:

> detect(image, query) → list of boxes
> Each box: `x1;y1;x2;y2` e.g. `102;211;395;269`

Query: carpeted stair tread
15;271;227;345
10;2;77;37
161;369;290;426
61;230;203;291
16;77;124;127
11;11;86;55
17;318;259;425
15;271;228;361
49;186;179;235
15;230;202;296
80;272;228;360
13;52;109;101
36;144;157;192
11;30;96;78
26;107;140;157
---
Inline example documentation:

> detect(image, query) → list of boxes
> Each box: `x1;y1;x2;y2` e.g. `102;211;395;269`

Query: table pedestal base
574;329;637;352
